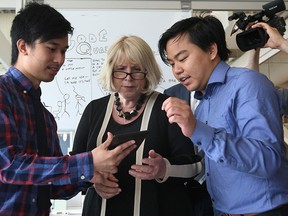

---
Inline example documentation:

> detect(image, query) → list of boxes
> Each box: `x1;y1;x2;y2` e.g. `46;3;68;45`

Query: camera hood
236;27;269;52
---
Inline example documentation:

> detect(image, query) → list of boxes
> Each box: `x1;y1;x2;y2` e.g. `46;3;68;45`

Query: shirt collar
194;61;230;100
8;66;35;92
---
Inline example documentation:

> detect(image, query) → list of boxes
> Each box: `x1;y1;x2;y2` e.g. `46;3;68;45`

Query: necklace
114;92;146;120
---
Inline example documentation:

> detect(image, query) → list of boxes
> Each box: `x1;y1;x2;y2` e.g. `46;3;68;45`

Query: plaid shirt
0;67;93;216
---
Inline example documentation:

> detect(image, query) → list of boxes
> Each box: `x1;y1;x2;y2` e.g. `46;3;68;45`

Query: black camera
228;0;286;52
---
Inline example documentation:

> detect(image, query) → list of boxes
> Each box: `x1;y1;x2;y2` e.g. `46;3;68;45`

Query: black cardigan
72;92;201;216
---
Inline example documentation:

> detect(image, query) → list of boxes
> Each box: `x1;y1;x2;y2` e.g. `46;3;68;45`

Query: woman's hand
129;149;166;180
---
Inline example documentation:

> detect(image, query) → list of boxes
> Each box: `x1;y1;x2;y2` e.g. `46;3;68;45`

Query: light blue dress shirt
191;61;288;214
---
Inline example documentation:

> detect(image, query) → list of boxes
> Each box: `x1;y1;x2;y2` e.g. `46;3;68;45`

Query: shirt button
32;198;36;203
197;141;202;146
211;198;215;202
219;159;224;163
206;172;209;176
80;175;85;180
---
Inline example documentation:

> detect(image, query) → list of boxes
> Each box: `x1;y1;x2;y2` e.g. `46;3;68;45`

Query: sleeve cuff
156;158;202;183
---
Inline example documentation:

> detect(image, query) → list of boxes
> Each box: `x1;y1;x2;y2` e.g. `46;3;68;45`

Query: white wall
0;12;14;73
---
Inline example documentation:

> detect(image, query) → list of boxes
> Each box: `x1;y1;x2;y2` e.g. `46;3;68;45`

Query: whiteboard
41;9;191;131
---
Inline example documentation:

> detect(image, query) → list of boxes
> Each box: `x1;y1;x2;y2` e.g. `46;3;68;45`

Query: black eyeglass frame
112;70;147;80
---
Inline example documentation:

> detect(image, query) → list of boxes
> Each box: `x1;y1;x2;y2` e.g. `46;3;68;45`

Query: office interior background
0;0;288;215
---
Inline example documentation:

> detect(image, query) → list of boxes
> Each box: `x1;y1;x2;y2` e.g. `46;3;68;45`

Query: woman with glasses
71;35;203;216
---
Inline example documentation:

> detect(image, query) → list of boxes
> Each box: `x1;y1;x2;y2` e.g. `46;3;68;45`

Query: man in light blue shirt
159;15;288;215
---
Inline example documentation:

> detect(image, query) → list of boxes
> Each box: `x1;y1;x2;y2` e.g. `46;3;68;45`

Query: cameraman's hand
252;22;288;53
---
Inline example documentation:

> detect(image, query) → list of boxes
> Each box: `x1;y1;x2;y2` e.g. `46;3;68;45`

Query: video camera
228;0;286;52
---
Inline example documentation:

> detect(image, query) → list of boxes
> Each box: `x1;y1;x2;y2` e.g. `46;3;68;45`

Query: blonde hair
98;35;162;95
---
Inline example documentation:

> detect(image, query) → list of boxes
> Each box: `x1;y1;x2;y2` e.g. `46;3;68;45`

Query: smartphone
108;130;149;150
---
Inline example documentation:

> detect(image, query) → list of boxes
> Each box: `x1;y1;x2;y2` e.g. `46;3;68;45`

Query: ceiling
0;0;285;10
44;0;288;10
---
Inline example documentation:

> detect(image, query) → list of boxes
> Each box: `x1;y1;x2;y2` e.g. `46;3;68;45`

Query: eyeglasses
112;70;147;80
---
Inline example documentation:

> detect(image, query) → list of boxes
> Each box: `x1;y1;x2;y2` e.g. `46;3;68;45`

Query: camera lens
236;28;268;51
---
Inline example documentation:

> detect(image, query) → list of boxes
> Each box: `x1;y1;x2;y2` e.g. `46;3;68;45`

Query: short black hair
10;2;74;65
158;15;231;65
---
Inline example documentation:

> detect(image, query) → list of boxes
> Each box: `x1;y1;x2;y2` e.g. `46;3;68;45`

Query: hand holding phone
108;130;149;150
